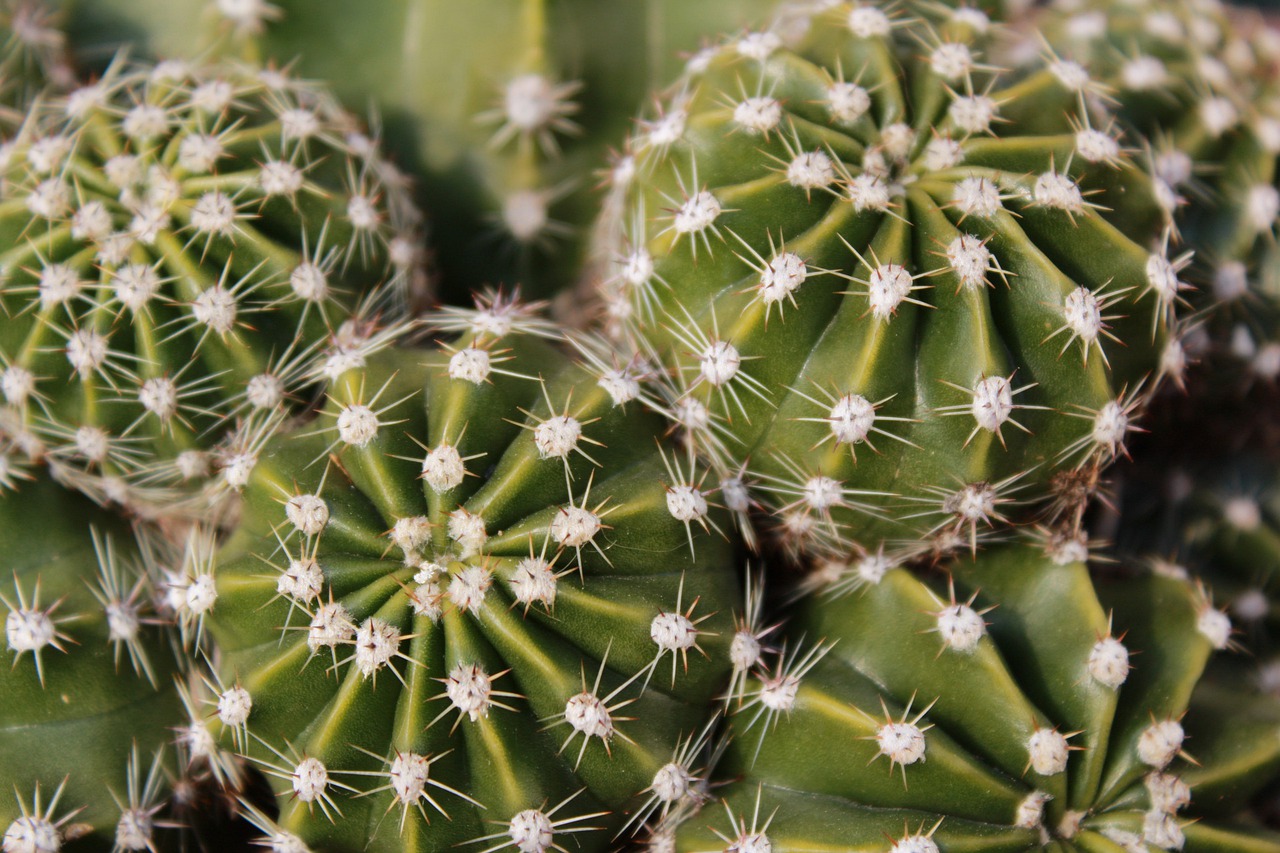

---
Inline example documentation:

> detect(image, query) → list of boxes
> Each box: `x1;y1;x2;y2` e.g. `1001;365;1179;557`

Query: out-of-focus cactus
0;0;74;127
201;313;742;852
0;57;424;518
589;0;1178;564
1035;0;1280;383
0;475;184;852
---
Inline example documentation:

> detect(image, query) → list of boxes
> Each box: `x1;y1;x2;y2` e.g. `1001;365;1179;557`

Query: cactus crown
204;313;742;852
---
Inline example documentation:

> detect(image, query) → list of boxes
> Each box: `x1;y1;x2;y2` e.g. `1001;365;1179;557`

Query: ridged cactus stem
200;307;744;852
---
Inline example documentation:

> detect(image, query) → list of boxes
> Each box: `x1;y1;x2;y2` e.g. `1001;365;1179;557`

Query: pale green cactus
0;56;424;518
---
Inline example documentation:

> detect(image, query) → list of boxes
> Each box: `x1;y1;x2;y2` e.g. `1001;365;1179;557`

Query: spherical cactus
0;475;185;852
590;0;1179;564
1035;0;1280;383
202;313;742;853
668;539;1280;853
57;0;793;302
0;56;425;517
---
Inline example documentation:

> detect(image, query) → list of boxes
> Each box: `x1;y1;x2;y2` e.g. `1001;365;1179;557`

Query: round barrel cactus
669;540;1280;853
591;0;1178;563
0;475;185;852
1036;0;1280;382
0;57;424;517
204;315;742;852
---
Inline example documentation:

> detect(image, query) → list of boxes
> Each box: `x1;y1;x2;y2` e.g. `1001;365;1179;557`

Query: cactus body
0;0;74;127
59;0;788;302
0;58;423;517
1037;0;1280;382
205;320;741;852
671;541;1280;853
591;1;1178;564
0;475;184;852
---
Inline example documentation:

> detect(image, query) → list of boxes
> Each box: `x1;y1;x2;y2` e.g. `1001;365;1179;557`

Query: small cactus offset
202;316;742;852
591;0;1180;564
0;56;424;517
670;539;1280;853
0;475;186;853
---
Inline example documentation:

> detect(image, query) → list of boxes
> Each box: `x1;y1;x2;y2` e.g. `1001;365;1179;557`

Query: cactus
57;0;789;303
1178;459;1280;654
1035;0;1280;382
0;56;424;517
202;315;742;852
669;539;1280;853
589;0;1179;564
0;474;185;852
1098;362;1280;692
0;0;74;127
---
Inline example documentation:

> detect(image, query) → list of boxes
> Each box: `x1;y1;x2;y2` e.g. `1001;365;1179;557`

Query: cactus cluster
1034;0;1280;384
0;56;423;517
0;0;1279;852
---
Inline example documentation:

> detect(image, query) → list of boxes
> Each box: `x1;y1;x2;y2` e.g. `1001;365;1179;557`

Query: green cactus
0;0;74;128
1112;447;1280;693
1099;364;1280;694
0;56;424;518
589;0;1179;564
1180;459;1280;649
202;314;742;852
1035;0;1280;382
0;474;185;852
668;539;1280;853
58;0;791;302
